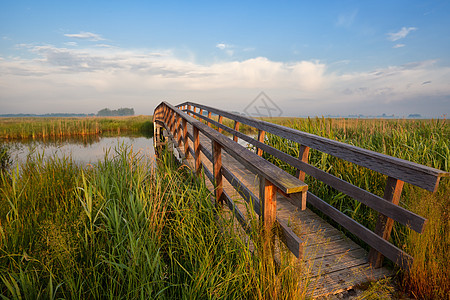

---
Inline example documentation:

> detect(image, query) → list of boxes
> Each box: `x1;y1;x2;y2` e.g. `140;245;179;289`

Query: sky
1;0;449;117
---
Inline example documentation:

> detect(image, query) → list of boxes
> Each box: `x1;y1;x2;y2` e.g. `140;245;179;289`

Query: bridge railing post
233;121;240;142
218;115;223;133
368;176;404;268
212;140;223;207
176;114;182;147
182;119;189;158
193;126;201;175
207;112;212;127
187;104;191;116
256;129;265;156
260;176;277;254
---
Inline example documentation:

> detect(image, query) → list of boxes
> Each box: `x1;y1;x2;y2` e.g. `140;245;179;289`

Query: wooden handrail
155;101;449;269
177;101;448;192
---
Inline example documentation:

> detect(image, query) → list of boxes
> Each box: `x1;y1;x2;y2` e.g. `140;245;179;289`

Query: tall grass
260;117;449;299
0;144;307;299
0;116;153;139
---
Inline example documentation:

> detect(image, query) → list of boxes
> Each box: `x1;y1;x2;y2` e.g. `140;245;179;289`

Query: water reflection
4;134;155;168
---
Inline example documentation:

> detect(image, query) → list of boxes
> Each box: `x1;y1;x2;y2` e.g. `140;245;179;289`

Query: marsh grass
0;116;153;140
0;143;308;299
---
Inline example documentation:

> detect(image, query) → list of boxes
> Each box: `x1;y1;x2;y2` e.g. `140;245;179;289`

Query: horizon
1;1;449;118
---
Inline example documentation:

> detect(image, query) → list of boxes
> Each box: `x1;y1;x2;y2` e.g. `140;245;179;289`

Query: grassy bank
0;115;153;139
0;145;308;299
260;117;449;299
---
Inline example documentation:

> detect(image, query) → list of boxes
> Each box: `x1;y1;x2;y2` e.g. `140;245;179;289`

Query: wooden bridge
153;101;449;297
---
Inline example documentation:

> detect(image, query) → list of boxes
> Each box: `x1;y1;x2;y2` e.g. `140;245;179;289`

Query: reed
0;116;153;140
0;144;308;299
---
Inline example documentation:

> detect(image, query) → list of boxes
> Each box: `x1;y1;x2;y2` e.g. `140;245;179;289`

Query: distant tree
97;108;134;116
408;114;422;118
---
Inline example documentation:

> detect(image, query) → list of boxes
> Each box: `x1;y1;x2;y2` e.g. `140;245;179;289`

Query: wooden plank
201;161;213;183
222;165;261;215
223;190;250;233
181;101;448;192
213;140;224;206
306;191;412;270
276;217;303;259
368;177;405;268
310;263;390;297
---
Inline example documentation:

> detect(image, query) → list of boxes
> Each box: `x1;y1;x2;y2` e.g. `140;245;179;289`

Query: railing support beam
369;176;404;268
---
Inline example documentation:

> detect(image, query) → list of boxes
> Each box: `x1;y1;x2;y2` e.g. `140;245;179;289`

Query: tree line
97;108;135;117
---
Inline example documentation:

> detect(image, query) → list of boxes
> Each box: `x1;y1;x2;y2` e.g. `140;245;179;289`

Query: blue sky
1;0;449;117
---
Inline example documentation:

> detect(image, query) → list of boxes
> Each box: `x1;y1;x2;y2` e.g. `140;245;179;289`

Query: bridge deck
172;124;391;297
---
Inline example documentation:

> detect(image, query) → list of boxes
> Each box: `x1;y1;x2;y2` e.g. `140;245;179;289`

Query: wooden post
260;177;277;254
183;119;189;158
218;115;223;133
207;112;212;127
295;145;310;182
368;176;404;268
175;114;181;144
256;129;265;156
193;126;201;175
187;104;191;116
213;140;223;207
233;121;240;142
199;109;203;122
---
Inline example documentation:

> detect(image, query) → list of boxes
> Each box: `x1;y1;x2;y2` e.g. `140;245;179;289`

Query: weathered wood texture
153;101;449;296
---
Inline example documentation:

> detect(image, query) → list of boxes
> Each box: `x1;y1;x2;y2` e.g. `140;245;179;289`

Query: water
4;135;155;168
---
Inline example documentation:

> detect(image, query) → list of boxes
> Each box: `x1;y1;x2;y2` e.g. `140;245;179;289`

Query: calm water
5;135;155;168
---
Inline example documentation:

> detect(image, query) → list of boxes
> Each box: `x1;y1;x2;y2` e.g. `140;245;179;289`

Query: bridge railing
153;101;308;259
169;101;449;270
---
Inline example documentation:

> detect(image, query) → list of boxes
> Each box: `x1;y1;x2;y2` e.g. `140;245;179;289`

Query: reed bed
0;144;308;299
260;117;449;299
0;116;153;139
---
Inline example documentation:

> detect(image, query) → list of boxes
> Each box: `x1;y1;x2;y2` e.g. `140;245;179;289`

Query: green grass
0;144;309;299
0;116;154;139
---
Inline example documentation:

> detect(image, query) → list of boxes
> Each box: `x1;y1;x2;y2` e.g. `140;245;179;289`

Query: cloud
216;43;234;56
216;43;227;50
387;27;417;41
393;44;405;48
1;44;449;116
64;31;105;41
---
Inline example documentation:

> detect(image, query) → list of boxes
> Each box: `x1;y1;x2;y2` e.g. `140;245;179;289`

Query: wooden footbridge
153;101;449;297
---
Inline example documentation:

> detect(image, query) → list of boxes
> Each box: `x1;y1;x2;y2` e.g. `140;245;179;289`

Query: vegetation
97;108;135;117
258;117;449;299
0;116;153;139
0;145;308;299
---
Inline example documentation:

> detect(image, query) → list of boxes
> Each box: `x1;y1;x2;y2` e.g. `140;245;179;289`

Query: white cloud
1;44;449;116
216;43;227;50
387;27;417;41
393;44;405;48
64;31;105;41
